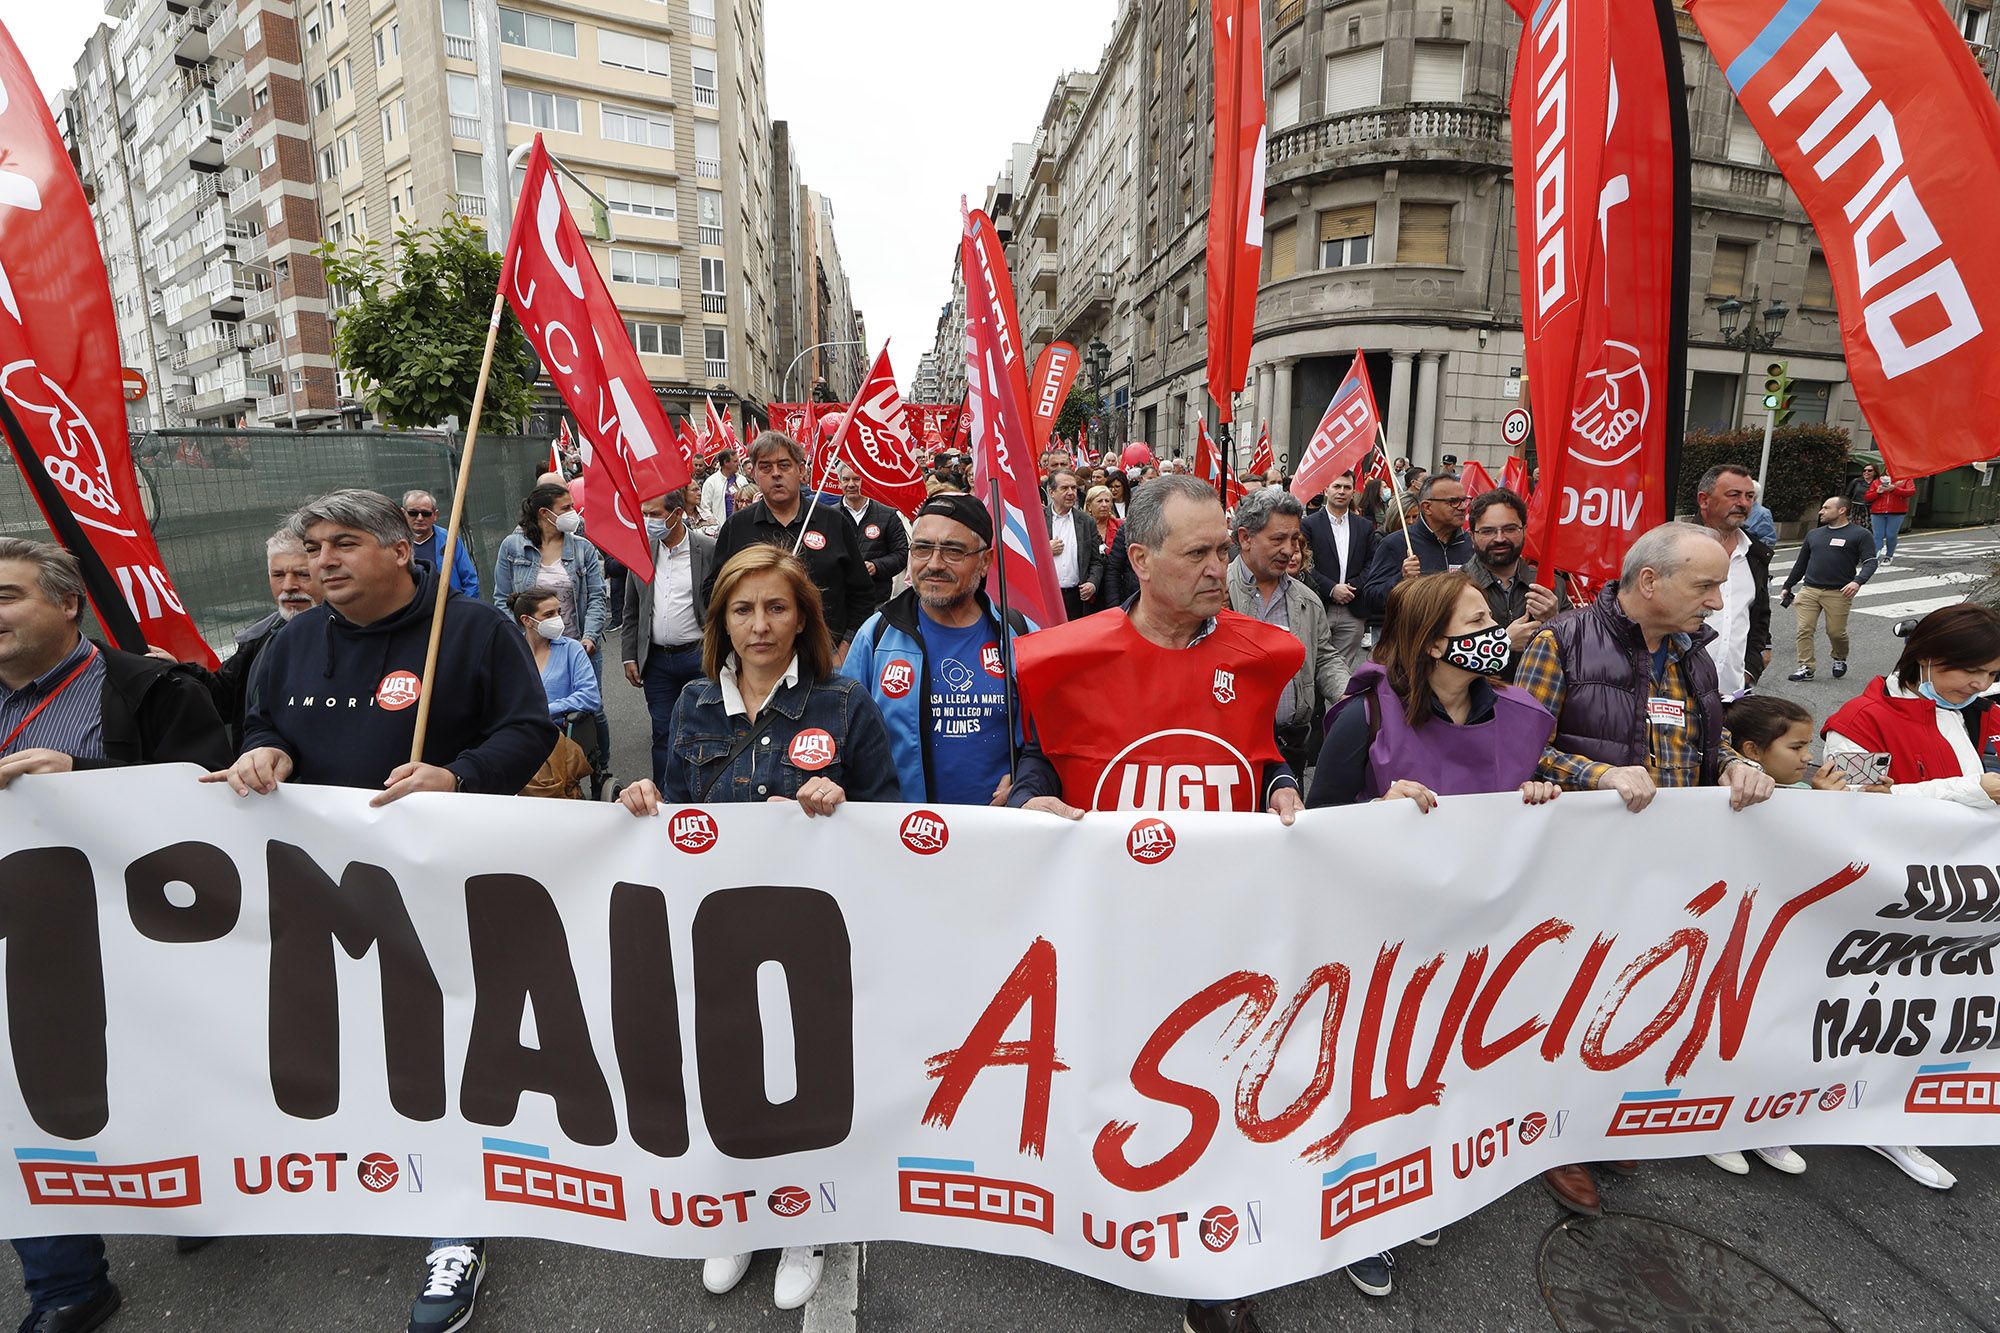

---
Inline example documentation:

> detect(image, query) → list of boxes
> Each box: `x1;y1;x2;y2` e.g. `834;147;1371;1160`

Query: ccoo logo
880;660;915;699
1127;818;1176;864
668;810;718;854
357;1154;399;1193
899;809;949;855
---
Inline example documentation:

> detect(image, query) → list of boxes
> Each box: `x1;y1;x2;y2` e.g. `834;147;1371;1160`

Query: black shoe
1788;664;1814;681
1346;1251;1395;1297
19;1283;119;1333
408;1243;484;1333
1183;1298;1262;1332
172;1236;214;1255
1832;659;1848;678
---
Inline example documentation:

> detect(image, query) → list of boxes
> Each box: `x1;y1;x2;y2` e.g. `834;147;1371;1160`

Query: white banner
0;768;1995;1298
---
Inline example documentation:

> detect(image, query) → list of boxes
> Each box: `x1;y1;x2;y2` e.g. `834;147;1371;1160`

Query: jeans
1871;511;1905;561
642;644;706;789
12;1235;108;1313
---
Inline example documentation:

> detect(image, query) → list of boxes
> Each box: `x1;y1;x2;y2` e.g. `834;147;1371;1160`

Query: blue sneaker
408;1242;485;1333
1346;1250;1395;1297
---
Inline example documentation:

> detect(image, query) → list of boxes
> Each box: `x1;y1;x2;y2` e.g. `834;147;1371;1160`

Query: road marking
1856;593;1984;620
1852;572;1981;597
801;1242;860;1333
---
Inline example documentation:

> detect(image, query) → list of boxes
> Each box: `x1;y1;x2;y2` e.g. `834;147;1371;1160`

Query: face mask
534;616;564;642
1441;624;1512;677
552;510;582;536
646;518;671;542
1920;665;1973;710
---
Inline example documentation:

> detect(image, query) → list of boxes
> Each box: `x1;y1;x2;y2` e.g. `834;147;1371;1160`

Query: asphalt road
28;525;2000;1333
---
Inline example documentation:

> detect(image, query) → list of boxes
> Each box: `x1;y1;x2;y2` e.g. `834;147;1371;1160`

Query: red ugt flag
961;201;1065;629
1687;0;2000;479
1205;0;1265;423
0;30;215;666
821;344;928;517
499;136;680;578
1459;459;1498;498
1250;421;1274;475
1291;356;1381;504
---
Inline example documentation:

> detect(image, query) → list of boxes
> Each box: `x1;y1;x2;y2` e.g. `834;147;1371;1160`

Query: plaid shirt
1516;626;1741;790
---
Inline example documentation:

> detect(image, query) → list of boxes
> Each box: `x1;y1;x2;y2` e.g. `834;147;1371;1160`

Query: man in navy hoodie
204;487;554;1333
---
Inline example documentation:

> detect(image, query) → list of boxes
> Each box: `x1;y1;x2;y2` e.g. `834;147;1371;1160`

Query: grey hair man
1693;462;1772;694
157;528;322;748
1228;486;1348;773
1359;472;1474;616
400;488;479;599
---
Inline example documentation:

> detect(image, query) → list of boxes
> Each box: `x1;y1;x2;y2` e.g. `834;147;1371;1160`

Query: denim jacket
661;670;900;805
493;531;607;644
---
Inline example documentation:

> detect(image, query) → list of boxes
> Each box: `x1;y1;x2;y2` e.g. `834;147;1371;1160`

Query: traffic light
1762;360;1794;427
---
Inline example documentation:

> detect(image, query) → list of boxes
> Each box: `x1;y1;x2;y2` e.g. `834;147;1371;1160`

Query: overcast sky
11;3;1120;391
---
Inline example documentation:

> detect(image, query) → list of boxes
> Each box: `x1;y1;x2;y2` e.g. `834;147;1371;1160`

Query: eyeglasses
910;541;989;563
1473;524;1525;539
1428;496;1470;509
405;508;436;518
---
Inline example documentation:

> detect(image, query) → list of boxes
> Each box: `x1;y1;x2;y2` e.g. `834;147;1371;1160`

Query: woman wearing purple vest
1307;571;1560;811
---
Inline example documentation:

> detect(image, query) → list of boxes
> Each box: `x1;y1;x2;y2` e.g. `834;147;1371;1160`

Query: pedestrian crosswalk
1765;531;1998;620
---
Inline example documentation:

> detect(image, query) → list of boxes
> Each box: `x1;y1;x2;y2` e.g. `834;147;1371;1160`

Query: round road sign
1502;409;1531;447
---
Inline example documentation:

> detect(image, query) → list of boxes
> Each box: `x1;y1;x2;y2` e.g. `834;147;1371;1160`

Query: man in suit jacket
1299;471;1376;669
1043;467;1105;619
835;464;910;613
621;489;715;787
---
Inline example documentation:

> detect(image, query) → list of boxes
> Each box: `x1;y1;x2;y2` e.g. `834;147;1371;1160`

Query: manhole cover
1538;1212;1840;1332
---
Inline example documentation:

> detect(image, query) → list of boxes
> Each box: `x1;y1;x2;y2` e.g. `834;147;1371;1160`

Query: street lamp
1085;337;1110;452
1712;289;1790;429
782;340;864;406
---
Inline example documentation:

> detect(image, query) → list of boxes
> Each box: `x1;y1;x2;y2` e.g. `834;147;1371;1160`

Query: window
606;177;676;218
1411;43;1465;102
257;141;277;170
448;73;478;117
453;151;482;195
1725;106;1763;164
700;256;725;294
505;86;581;133
441;0;470;38
1710;240;1750;298
498;7;577;56
1270;75;1301;131
332;63;346;99
381;106;396;142
602;104;674;148
692;50;718;105
1398;202;1451;264
252;84;269;110
625;320;684;357
244;14;262;47
1178;288;1192;332
697;188;723;243
1324;47;1384;113
1965;2;1990;45
375;27;389;66
1319;205;1374;267
1803;251;1835;309
694;121;721;176
600;30;671;75
319;147;336;181
704;326;727;367
266;198;284;227
608;249;680;287
1266;219;1296;280
312;77;331;113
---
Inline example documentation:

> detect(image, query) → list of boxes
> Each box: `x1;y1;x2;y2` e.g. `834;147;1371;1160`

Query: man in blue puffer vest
840;493;1031;804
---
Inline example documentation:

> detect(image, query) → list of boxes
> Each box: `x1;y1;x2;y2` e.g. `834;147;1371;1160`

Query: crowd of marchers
0;428;1989;1333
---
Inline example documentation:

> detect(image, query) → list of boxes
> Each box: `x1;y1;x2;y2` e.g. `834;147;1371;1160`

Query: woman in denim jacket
617;543;895;1309
494;481;608;761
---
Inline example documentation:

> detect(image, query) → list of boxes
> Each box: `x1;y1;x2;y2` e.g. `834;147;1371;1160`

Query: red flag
673;418;699;472
0;32;216;665
1502;453;1530;497
1076;420;1094;467
1687;0;2000;478
1205;0;1265;423
499;137;675;574
1362;446;1395;495
961;202;1065;629
1459;459;1498;497
1195;418;1245;506
553;420;573;478
705;395;733;458
1291;356;1382;504
821;345;928;517
1251;421;1274;475
1509;0;1682;583
1027;343;1080;453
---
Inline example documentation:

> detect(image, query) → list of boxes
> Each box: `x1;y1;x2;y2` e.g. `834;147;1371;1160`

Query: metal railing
689;14;716;37
444;34;475;60
450;193;486;218
704;359;728;377
698;224;723;246
695;157;721;179
243;288;277;320
701;292;726;313
449;114;480;140
693;85;718;108
248;338;282;370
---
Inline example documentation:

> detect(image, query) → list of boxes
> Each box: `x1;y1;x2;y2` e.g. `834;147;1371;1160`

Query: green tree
1053;385;1103;443
318;215;539;432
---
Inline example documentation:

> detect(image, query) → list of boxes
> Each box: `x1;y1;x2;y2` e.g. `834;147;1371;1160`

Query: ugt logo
1211;669;1236;704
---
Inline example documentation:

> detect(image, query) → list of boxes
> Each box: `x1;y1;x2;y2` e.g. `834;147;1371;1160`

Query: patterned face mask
1441;624;1512;677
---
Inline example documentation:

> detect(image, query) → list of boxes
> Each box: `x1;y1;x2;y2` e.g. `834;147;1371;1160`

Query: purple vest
1338;663;1555;800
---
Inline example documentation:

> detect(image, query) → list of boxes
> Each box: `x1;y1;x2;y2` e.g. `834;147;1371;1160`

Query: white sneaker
1705;1150;1750;1175
772;1245;825;1310
702;1251;752;1295
1754;1145;1807;1175
1870;1144;1957;1189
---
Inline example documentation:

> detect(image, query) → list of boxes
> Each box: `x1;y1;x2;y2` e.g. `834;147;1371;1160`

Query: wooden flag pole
409;288;507;764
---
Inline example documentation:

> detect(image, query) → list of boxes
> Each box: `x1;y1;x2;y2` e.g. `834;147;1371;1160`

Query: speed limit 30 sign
1501;409;1531;447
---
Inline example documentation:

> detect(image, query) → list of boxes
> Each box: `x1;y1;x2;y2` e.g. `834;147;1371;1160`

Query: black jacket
1360;521;1475;616
241;563;557;794
1299;507;1377;609
708;498;877;643
1740;532;1775;685
1043;504;1105;595
178;609;287;752
80;646;232;771
838;498;910;610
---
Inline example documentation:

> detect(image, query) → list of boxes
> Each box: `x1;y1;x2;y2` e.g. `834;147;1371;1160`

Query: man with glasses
401;489;479;598
840;494;1029;804
1360;474;1473;617
1465;488;1565;683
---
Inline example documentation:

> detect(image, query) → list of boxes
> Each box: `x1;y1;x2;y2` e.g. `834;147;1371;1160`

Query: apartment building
911;351;943;404
935;0;2000;472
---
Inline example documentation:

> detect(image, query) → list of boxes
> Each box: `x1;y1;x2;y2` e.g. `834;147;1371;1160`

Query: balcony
693;84;718;108
449;193;485;218
1056;269;1116;337
1266;103;1509;188
701;292;726;313
243;287;277;320
695;156;721;179
1027;251;1058;294
248;338;283;370
255;392;290;421
173;326;240;369
1692;158;1786;208
234;230;267;262
209;0;241;55
148;291;165;318
444;34;475;61
1022;298;1055;344
449;114;480;140
215;61;246;111
225;175;259;217
1030;131;1054;187
690;13;716;37
698;224;723;246
169;5;215;61
704;359;728;378
1025;188;1057;241
221;117;257;166
188;379;258;416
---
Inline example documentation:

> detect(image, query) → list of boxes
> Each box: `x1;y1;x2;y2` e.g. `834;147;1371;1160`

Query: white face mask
552;510;582;536
533;616;564;641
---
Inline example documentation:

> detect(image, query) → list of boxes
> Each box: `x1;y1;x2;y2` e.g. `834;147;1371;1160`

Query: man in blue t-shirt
841;494;1026;804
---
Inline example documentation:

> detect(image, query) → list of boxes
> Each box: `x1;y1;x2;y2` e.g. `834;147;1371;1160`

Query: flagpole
409;288;506;764
795;367;871;556
1378;425;1412;535
988;476;1021;779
